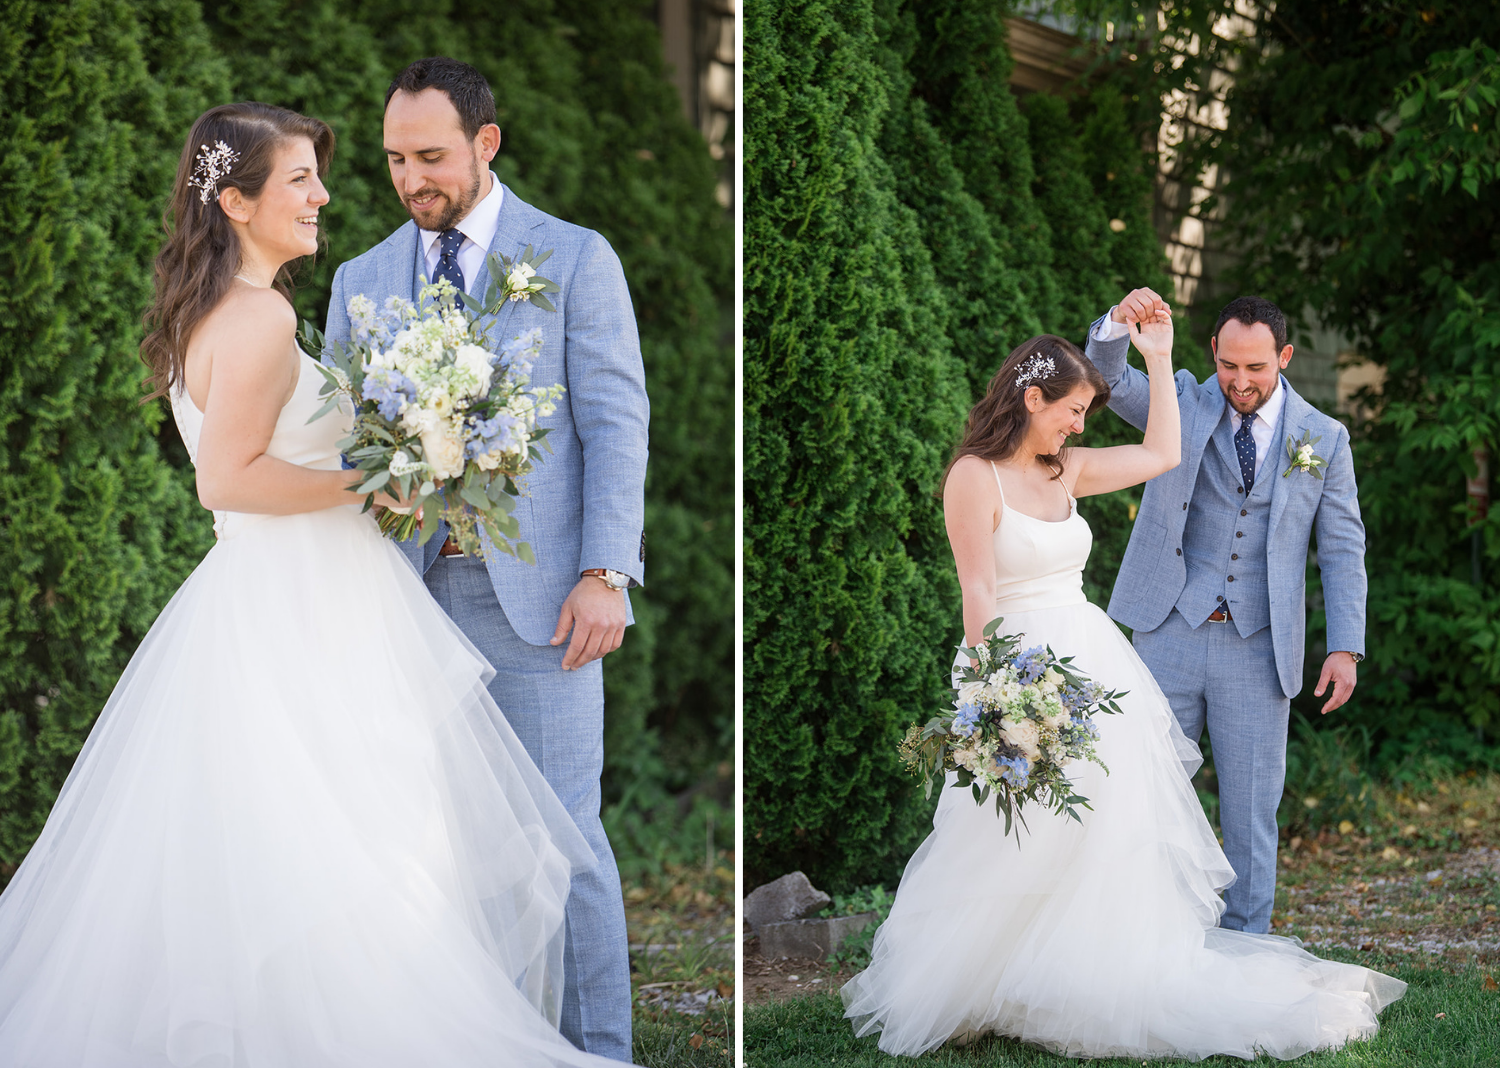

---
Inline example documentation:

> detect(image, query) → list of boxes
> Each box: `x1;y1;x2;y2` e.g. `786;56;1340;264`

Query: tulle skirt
0;505;621;1067
841;600;1405;1061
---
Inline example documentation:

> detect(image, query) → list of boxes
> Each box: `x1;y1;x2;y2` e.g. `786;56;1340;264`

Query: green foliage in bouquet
745;0;1181;892
899;615;1126;839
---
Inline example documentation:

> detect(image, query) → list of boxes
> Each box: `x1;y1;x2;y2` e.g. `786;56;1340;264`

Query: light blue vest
1175;409;1282;637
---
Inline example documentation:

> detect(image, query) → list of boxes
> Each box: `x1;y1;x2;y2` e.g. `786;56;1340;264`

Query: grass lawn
742;953;1500;1066
743;775;1500;1065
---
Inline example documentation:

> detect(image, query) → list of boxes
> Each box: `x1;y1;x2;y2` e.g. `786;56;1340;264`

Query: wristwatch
1342;651;1365;664
581;568;631;591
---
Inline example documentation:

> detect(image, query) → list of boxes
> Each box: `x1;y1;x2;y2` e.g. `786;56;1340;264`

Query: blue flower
1013;646;1048;685
951;702;981;736
987;752;1031;789
361;368;416;420
465;410;524;457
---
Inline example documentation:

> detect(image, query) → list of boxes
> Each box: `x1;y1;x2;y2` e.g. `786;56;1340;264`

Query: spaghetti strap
988;460;1007;505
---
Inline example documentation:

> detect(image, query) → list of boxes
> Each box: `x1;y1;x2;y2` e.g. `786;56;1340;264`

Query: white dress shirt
418;171;504;294
1092;310;1286;478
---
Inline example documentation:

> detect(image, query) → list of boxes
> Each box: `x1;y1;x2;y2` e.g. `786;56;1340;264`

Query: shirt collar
418;171;504;256
1231;373;1289;431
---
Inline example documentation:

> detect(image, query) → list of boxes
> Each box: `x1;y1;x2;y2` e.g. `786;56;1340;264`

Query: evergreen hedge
0;0;731;880
745;0;1183;890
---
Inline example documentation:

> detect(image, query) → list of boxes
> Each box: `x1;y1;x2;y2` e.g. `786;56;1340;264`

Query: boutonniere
487;246;560;312
1282;430;1327;479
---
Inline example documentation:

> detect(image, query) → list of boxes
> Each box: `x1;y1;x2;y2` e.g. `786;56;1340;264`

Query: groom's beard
403;158;483;232
1223;380;1276;416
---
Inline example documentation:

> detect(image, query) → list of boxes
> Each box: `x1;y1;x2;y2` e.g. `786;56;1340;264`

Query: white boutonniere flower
1282;430;1328;479
488;245;561;312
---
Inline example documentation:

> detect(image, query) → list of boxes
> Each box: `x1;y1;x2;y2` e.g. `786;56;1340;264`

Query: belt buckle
1207;606;1231;624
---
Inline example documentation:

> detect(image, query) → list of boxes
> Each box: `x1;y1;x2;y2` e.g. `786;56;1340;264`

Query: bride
0;102;630;1067
840;300;1405;1060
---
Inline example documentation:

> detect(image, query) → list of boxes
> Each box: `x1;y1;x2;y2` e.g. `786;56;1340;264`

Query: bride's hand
373;480;423;516
1129;310;1174;363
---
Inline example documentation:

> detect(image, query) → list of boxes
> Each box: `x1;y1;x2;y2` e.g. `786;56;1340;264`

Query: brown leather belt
438;535;463;557
1206;606;1233;623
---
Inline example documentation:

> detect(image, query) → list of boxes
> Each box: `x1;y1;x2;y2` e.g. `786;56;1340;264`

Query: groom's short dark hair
1212;296;1288;352
385;57;497;140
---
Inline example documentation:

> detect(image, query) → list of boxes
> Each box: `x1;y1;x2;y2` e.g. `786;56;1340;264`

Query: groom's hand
552;578;627;670
1314;652;1359;714
1112;288;1171;327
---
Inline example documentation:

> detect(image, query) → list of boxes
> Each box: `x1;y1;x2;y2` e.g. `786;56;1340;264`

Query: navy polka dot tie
1235;414;1257;493
434;228;465;294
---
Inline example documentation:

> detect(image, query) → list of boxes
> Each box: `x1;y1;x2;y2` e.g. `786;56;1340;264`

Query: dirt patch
741;934;857;1006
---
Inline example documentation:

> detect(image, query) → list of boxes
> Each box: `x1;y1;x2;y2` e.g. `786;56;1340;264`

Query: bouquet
301;247;564;561
899;616;1128;838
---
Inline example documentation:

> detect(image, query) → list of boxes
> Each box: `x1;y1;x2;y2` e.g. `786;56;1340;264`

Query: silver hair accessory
1015;352;1057;388
189;140;240;205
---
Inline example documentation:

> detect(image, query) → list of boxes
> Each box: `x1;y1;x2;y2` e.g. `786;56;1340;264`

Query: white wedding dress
841;462;1405;1061
0;350;627;1067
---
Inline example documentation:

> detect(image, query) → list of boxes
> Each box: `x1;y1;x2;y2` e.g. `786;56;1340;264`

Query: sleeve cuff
1092;313;1130;342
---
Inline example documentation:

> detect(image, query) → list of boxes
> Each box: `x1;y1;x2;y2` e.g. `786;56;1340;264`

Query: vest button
1183;502;1188;510
1236;531;1244;538
1231;553;1239;560
1228;575;1235;582
1241;509;1248;516
1217;594;1224;602
1237;486;1244;494
1176;548;1182;556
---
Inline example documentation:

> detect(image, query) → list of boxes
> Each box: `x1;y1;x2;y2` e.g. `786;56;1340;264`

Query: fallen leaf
1401;824;1418;836
1290;836;1303;851
1361;941;1375;951
1436;1012;1446;1019
1485;976;1499;992
1381;846;1401;861
1339;820;1355;835
689;1034;704;1050
1417;802;1433;814
716;981;733;998
1461;818;1480;830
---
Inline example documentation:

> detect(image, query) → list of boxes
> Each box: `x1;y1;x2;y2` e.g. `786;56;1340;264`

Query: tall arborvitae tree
0;0;226;873
745;0;971;890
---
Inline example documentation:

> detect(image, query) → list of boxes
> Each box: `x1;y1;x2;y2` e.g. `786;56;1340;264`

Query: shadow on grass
744;950;1500;1066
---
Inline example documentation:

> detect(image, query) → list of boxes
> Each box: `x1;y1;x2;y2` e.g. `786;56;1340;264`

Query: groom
325;58;646;1060
1085;289;1366;935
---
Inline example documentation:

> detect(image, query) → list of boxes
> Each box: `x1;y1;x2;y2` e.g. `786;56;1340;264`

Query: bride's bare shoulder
185;286;299;407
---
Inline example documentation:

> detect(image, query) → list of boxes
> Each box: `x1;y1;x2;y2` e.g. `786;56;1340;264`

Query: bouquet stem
377;508;422;543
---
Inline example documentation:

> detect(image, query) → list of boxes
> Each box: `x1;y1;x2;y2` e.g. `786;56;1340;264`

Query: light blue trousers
425;555;633;1061
1133;608;1291;934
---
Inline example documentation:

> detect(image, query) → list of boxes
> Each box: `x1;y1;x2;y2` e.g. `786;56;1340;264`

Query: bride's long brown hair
942;334;1111;492
140;102;334;401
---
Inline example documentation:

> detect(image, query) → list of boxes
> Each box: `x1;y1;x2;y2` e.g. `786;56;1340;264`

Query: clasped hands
1111;287;1175;361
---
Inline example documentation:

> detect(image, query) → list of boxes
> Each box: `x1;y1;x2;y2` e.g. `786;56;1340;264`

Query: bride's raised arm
1067;308;1181;498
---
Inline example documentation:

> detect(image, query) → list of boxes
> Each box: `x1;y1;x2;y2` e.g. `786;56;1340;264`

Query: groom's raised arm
565;231;649;586
1086;311;1151;432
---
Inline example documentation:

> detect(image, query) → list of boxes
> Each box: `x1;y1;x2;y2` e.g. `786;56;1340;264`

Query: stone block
756;912;879;960
743;870;830;932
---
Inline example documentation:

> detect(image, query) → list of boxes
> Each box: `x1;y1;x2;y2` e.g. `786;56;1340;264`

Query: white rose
425;389;455;418
506;263;537;293
474;450;503;472
998;717;1042;761
456;344;495;398
420;422;467;480
1297;444;1314;463
957;679;987;707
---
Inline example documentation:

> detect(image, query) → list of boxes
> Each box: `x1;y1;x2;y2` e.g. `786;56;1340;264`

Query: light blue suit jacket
325;185;649;646
1086;317;1367;698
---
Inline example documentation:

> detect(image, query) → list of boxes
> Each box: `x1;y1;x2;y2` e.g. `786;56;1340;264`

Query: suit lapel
1268;379;1310;537
1190;379;1228;481
474;184;547;337
1209;406;1243;488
